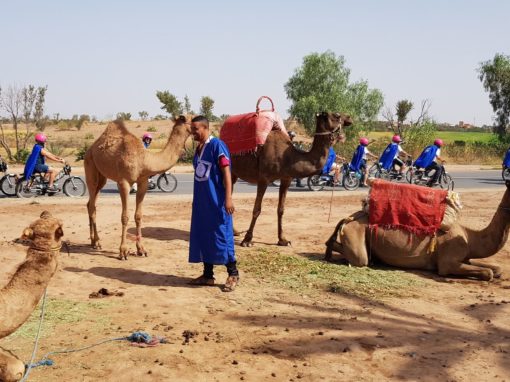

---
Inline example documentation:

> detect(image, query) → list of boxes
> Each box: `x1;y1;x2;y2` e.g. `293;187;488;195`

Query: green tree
116;112;132;121
395;99;413;128
200;96;215;120
478;53;510;138
138;111;149;121
284;51;383;134
156;91;182;117
183;95;192;114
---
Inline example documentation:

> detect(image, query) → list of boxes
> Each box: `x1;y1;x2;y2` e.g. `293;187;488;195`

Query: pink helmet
35;133;47;143
392;135;402;143
434;138;443;147
359;137;369;146
142;133;153;140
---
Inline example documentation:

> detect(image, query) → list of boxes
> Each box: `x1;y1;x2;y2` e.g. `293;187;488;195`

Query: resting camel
324;182;510;281
231;112;352;247
84;116;191;259
0;211;64;382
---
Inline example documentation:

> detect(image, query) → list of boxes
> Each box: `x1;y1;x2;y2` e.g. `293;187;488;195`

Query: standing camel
231;112;352;247
84;115;191;259
325;182;510;280
0;211;64;382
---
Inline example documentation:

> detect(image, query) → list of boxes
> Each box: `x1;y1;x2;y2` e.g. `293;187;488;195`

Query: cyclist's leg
360;160;368;186
427;162;441;184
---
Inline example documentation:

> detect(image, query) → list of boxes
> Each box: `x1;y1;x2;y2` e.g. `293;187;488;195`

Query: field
368;131;494;143
0;191;509;381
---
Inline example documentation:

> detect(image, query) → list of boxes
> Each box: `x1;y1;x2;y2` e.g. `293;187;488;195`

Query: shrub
14;149;30;163
75;144;90;161
84;133;94;140
147;126;157;132
47;141;65;157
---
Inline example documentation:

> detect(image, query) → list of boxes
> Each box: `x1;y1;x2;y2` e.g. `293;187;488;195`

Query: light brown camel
84;115;191;260
324;183;510;281
231;112;352;247
0;211;64;382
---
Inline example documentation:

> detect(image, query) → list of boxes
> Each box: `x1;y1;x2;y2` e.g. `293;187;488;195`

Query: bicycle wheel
0;174;17;196
307;175;325;191
342;172;360;191
157;173;178;193
440;173;454;191
368;164;378;178
271;179;281;187
502;168;510;181
405;168;414;184
16;178;37;198
63;177;87;197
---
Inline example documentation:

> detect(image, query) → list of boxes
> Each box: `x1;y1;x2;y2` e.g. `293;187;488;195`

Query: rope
327;177;336;223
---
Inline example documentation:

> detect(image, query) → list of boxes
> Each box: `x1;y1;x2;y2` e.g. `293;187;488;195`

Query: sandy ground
0;190;509;382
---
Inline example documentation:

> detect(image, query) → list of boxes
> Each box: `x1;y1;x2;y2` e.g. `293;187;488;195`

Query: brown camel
231;112;352;247
324;183;510;281
0;211;64;382
84;115;191;260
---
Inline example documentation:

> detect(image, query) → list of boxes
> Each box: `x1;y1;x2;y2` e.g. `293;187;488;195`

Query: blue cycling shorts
34;164;49;173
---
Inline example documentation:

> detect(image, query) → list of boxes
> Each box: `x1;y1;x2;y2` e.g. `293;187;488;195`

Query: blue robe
349;145;365;172
504;148;510;167
379;143;399;171
322;147;336;175
414;145;439;169
189;137;236;265
23;144;43;180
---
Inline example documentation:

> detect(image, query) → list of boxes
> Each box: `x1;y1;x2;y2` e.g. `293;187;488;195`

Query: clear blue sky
1;0;508;125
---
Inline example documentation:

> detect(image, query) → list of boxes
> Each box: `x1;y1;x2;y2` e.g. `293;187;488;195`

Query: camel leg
85;162;107;250
325;221;369;266
277;178;292;246
325;219;345;261
117;180;131;260
438;260;494;281
241;180;268;247
134;178;148;257
231;174;241;237
0;347;25;382
468;260;502;278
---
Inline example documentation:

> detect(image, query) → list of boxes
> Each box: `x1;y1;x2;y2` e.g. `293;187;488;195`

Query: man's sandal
188;275;215;286
222;275;239;292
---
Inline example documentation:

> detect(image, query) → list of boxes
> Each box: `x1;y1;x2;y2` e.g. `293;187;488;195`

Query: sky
1;0;508;125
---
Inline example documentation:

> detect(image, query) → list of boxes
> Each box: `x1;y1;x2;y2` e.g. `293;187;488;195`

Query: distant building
458;121;473;129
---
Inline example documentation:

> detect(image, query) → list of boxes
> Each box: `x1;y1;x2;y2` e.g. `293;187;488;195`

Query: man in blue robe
189;116;239;292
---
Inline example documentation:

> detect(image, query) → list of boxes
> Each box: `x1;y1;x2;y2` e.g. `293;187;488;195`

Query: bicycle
405;164;455;191
0;159;18;197
307;161;361;191
148;172;178;193
502;166;510;182
16;163;87;198
373;156;412;182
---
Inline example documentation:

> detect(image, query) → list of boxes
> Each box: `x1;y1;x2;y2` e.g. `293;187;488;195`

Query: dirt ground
0;190;509;382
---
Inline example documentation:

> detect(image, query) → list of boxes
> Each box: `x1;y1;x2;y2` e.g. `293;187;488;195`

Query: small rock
148;370;152;374
179;349;183;353
232;360;238;365
271;372;276;377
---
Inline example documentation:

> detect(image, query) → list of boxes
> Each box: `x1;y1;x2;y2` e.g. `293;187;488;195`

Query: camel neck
286;134;332;177
466;202;510;259
144;124;190;175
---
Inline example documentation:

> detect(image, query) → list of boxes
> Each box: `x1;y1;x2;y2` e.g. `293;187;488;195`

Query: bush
147;126;157;132
84;133;94;140
14;149;30;163
75;144;90;161
47;141;65;157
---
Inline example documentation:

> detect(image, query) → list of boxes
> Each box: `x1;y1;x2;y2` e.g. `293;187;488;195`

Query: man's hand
225;197;235;215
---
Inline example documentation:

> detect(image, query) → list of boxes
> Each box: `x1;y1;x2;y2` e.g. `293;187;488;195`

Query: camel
84;115;192;260
324;182;510;281
0;211;64;382
231;112;352;247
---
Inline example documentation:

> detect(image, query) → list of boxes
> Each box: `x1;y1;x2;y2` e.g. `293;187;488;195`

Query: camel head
21;211;64;252
172;114;193;136
315;112;352;140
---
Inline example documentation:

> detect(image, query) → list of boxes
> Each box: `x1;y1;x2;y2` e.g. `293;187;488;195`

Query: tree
478;53;510;138
138;111;149;121
116;112;132;121
284;51;383;134
395;99;413;128
156;91;182;117
200;96;215;120
183;95;192;114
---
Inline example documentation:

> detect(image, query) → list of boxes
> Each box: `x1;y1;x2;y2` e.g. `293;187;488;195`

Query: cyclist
23;133;65;192
503;146;510;170
131;133;153;193
379;135;410;178
350;137;378;187
288;131;304;187
323;136;345;185
414;138;445;186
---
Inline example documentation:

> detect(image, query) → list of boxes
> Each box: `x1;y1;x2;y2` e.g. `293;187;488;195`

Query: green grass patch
6;298;112;339
368;131;494;144
238;248;426;299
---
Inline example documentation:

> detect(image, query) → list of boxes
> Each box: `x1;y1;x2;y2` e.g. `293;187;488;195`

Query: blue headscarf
378;143;399;171
349;145;365;172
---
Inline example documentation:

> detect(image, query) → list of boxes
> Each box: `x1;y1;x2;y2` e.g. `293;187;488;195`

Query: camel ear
21;228;34;240
55;226;64;240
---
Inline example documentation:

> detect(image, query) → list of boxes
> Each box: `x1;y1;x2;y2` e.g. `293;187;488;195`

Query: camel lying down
325;184;510;281
0;211;64;382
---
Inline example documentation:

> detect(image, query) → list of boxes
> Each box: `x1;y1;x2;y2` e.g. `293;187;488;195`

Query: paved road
0;169;505;199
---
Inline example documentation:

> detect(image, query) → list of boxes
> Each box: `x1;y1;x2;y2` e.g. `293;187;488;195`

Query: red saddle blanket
368;179;448;236
220;96;287;155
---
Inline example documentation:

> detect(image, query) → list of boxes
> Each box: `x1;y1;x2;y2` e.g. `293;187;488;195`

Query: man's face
191;122;209;142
